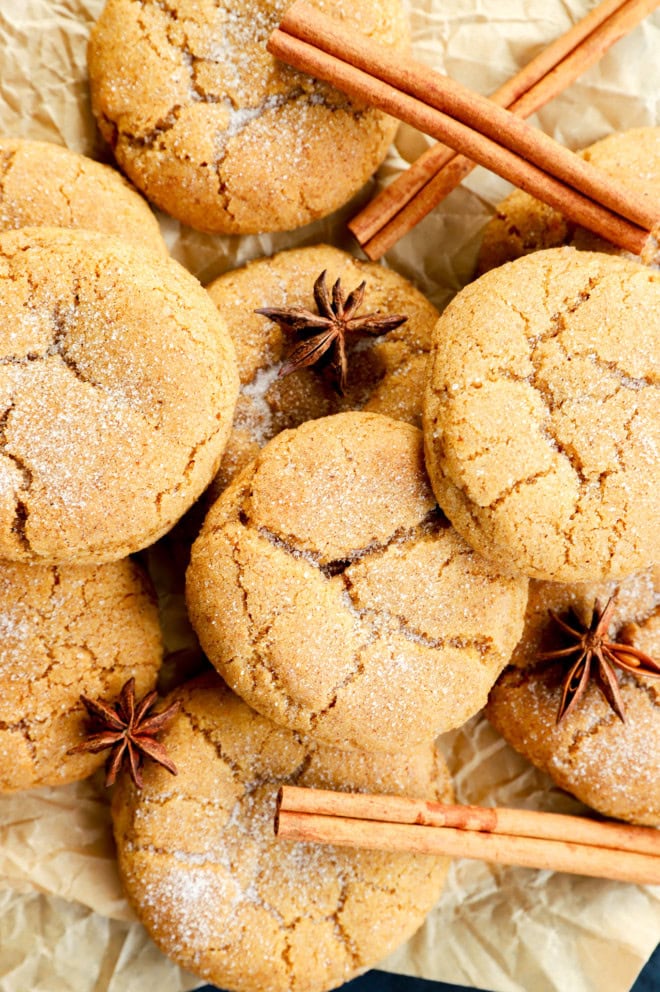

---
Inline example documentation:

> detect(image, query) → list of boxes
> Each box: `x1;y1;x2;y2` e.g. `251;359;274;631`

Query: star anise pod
69;677;181;788
255;270;408;395
540;594;660;724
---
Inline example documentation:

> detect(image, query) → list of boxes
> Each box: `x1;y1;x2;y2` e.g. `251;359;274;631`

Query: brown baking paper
0;0;659;990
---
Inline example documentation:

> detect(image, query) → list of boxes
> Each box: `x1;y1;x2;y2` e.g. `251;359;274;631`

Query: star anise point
540;591;660;724
70;679;180;789
256;270;408;395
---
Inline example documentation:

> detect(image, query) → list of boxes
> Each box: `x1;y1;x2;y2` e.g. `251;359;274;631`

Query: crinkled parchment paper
0;1;659;990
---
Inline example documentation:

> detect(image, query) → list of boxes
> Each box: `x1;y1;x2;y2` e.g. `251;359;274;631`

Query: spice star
255;269;408;395
540;594;660;724
70;678;180;788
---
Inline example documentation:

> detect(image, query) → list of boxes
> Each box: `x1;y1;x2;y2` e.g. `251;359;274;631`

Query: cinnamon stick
267;27;651;256
275;788;660;885
278;786;660;856
276;810;660;885
278;2;660;234
350;0;658;257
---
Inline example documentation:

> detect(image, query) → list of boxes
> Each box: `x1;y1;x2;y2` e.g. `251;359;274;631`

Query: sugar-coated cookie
423;248;660;582
186;412;528;751
0;137;166;255
206;244;439;496
486;568;660;825
0;227;238;563
88;0;409;234
0;558;162;792
476;128;660;274
113;673;453;992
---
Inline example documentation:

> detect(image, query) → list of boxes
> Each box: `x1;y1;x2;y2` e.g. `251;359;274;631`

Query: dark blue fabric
196;942;660;992
631;943;660;992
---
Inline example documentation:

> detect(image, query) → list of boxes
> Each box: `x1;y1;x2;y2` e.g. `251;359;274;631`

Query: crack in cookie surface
0;228;237;562
112;677;451;990
424;250;660;580
188;415;528;749
0;558;162;790
486;569;660;824
89;0;407;232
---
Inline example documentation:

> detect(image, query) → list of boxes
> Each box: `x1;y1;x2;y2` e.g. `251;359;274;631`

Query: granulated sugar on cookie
487;568;660;825
424;248;660;582
187;412;528;750
206;244;439;496
113;674;453;992
0;227;238;563
0;137;166;255
0;557;162;792
88;0;409;234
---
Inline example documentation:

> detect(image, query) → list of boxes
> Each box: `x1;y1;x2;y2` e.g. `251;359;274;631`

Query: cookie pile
0;1;456;986
0;140;238;797
2;0;659;989
422;245;660;828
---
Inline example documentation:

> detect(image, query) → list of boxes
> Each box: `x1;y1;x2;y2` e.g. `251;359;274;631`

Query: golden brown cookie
88;0;408;234
0;227;238;564
423;248;660;583
0;557;162;792
476;128;660;274
486;568;660;825
186;412;528;751
0;137;166;255
206;244;439;496
113;673;453;992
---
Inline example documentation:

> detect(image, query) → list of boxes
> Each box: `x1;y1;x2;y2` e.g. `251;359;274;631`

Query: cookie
486;568;660;825
0;557;162;792
0;227;238;564
206;244;439;496
0;137;166;256
476;128;660;274
87;0;408;234
186;412;528;751
113;673;453;992
423;248;660;582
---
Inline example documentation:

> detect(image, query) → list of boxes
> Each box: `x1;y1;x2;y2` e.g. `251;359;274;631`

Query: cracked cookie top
206;244;439;498
0;227;238;564
486;567;660;825
476;128;660;275
186;412;528;751
113;673;452;992
0;138;166;256
423;248;660;583
87;0;409;234
0;557;162;792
